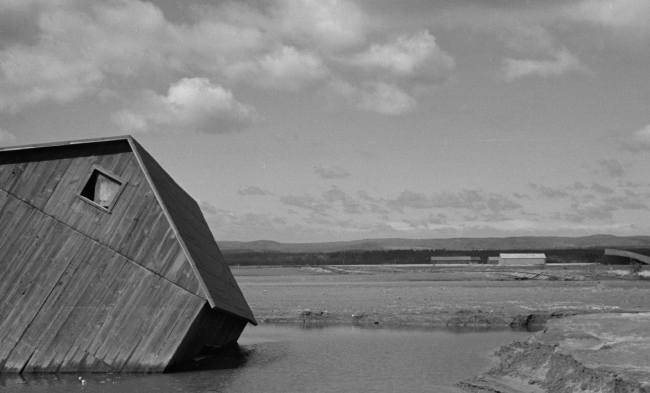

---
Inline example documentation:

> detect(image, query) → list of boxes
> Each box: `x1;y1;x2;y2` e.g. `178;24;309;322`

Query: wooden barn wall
0;141;251;372
0;141;203;299
132;140;255;323
0;191;208;372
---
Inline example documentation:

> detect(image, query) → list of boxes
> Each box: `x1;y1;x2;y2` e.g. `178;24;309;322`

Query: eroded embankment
456;313;650;393
288;308;587;330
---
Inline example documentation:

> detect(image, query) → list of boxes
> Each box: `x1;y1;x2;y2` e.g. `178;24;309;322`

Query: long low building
430;256;481;265
498;253;546;266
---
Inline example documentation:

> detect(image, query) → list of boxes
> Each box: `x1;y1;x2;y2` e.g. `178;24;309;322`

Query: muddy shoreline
233;264;650;392
456;313;650;393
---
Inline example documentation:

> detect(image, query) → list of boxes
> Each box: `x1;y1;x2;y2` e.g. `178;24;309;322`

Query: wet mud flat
233;264;650;392
233;264;650;328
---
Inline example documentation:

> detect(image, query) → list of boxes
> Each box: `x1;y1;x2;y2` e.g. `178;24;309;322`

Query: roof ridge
0;135;134;152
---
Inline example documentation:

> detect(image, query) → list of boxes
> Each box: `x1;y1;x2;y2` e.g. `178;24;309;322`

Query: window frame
76;165;126;213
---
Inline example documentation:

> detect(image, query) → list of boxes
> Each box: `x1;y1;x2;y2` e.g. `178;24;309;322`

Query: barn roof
0;135;256;325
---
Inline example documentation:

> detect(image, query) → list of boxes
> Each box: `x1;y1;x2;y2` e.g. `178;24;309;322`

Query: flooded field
1;325;532;393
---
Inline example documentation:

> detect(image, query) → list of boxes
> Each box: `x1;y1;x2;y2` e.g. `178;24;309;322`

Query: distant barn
498;253;546;266
0;136;256;373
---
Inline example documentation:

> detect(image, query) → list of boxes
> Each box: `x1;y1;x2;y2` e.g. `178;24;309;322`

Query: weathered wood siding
131;140;255;322
0;140;248;372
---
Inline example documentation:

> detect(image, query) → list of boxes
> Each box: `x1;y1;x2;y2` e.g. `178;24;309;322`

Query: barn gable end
0;136;255;373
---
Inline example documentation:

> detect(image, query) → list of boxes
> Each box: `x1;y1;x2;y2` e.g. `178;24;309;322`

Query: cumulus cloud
0;46;104;112
280;187;364;215
275;0;367;51
346;30;454;80
238;186;273;196
556;202;615;222
112;78;256;133
259;46;328;89
403;213;448;229
529;183;570;199
331;79;416;115
358;82;417;115
322;187;363;214
388;189;522;214
590;182;615;195
504;48;592;81
0;1;254;112
565;0;650;34
229;46;329;90
280;193;328;213
592;158;626;178
0;0;452;118
605;195;648;210
628;124;650;151
315;165;350;179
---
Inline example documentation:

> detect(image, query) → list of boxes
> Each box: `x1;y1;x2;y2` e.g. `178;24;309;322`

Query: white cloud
0;0;446;118
275;0;367;51
347;30;454;79
315;165;350;179
633;124;650;147
238;186;273;196
504;48;592;81
280;193;329;213
256;46;329;90
358;82;416;115
592;159;627;178
565;0;650;31
388;189;522;215
330;79;416;115
0;46;104;112
112;78;256;133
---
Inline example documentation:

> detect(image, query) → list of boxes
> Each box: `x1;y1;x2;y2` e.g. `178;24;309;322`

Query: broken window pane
80;168;123;209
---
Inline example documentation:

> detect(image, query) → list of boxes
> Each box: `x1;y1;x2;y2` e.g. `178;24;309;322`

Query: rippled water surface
1;325;531;393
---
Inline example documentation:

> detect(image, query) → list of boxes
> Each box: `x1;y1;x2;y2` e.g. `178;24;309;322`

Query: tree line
222;248;650;266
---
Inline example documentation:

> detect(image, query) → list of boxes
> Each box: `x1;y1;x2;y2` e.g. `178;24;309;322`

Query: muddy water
1;326;531;393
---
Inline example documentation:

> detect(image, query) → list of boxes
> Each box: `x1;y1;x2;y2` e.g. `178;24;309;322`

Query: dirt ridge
456;313;650;393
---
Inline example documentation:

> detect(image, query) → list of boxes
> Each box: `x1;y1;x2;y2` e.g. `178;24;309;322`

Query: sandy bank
456;313;650;392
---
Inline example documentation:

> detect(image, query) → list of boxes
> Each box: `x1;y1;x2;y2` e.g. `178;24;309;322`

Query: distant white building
498;253;546;266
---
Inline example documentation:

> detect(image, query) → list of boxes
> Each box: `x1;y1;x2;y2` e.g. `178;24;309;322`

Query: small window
77;166;125;212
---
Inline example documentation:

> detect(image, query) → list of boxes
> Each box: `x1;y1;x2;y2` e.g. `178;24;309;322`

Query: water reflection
0;325;532;393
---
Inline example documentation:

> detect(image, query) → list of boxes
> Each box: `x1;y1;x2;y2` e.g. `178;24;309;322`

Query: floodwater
1;325;532;393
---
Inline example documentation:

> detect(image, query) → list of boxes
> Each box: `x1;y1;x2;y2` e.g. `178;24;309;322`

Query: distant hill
218;235;650;254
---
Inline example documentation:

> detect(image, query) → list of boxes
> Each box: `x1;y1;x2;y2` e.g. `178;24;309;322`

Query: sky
1;0;650;243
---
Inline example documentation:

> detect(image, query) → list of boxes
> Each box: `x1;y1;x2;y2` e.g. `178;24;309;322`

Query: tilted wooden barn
0;136;256;373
